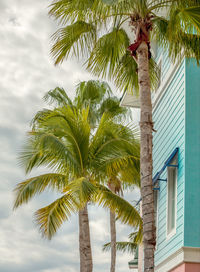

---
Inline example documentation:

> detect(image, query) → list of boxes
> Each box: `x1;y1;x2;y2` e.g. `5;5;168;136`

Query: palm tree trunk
110;209;116;272
79;204;93;272
137;41;155;272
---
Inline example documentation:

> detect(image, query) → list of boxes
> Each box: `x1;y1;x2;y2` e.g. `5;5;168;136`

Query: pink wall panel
185;263;200;272
170;263;200;272
170;263;185;272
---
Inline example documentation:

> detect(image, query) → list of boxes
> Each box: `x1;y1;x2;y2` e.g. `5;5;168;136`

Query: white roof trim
120;92;140;108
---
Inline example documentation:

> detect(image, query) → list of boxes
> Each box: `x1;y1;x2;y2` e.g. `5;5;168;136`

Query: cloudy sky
0;1;140;271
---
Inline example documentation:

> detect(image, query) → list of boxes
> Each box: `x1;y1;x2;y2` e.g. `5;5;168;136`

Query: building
121;48;200;271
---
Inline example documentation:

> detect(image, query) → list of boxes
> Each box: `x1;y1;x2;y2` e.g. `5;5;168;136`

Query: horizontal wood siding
153;59;185;266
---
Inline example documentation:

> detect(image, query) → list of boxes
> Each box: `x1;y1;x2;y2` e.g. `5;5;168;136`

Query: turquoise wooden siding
153;59;185;266
184;60;200;247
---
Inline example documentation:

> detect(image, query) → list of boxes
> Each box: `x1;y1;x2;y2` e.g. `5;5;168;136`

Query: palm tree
107;176;139;272
13;101;141;272
43;80;131;128
43;81;139;272
48;1;200;270
103;230;142;255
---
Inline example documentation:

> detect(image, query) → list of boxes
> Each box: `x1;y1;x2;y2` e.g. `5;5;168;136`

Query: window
154;189;159;248
167;155;178;237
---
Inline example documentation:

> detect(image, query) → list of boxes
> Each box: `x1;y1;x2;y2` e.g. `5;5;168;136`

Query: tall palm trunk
137;42;155;272
79;204;93;272
110;209;116;272
108;182;117;272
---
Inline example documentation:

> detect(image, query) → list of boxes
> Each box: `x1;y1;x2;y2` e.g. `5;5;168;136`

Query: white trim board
152;57;184;111
120;92;140;108
155;247;200;272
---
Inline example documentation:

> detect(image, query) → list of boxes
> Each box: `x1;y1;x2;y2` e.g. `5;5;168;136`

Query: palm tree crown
14;92;141;239
49;0;200;93
43;80;132;128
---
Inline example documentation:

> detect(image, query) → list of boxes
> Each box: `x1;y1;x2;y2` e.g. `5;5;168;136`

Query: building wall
153;59;185;266
184;60;200;247
169;263;200;272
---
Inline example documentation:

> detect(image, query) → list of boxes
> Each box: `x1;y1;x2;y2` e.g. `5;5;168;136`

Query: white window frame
154;189;159;249
166;155;178;240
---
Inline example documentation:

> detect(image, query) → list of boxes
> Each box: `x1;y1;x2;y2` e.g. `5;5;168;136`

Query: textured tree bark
79;204;93;272
137;41;155;272
138;202;144;272
108;182;117;272
110;209;116;272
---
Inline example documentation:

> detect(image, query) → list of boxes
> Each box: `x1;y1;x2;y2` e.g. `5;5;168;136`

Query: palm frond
102;155;140;178
43;87;74;108
95;184;142;228
87;28;130;79
103;228;142;253
58;107;91;171
34;106;91;172
49;0;95;24
98;96;131;122
129;229;143;244
89;117;140;176
35;193;80;239
119;162;140;188
92;135;140;176
113;52;139;94
168;31;200;64
19;132;78;174
148;0;174;12
180;6;200;33
49;0;135;25
13;173;68;209
75;80;112;108
101;0;119;5
31;109;54;130
51;21;96;64
103;241;137;254
153;11;200;64
168;0;200;33
66;177;99;204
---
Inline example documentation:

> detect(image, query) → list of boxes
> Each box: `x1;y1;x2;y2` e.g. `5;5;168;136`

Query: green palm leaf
102;0;118;4
49;0;95;24
66;177;99;203
13;173;68;209
103;228;142;253
43;87;74;108
51;21;96;64
35;193;80;239
98;96;131;122
32;107;91;172
181;6;200;32
96;184;142;228
20;132;77;174
113;52;139;94
169;31;200;63
87;28;130;79
103;241;137;254
75;80;112;107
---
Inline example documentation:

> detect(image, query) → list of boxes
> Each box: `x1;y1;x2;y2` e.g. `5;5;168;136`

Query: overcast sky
0;1;140;271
